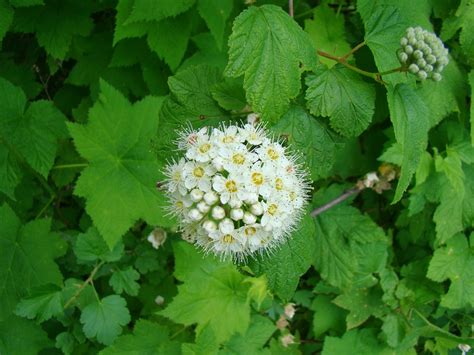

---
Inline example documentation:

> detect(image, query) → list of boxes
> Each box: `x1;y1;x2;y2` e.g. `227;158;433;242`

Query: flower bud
245;193;259;204
250;203;263;216
203;191;218;205
211;205;225;220
197;201;210;213
417;58;426;68
404;45;413;55
202;220;217;233
417;70;428;81
400;37;408;46
190;189;203;202
188;208;203;221
230;208;244;220
432;73;442;81
413;50;423;59
398;52;408;63
219;218;235;233
228;199;242;208
243;212;257;224
425;64;433;72
408;64;419;73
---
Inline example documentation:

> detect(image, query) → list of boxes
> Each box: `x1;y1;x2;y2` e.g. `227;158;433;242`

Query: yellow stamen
223;136;234;143
244;226;257;236
223;234;234;243
175;201;183;208
199;143;211;153
232;153;245;164
225;180;238;192
275;178;283;190
289;191;297;201
267;148;279;160
193;167;204;178
251;172;263;185
268;204;278;215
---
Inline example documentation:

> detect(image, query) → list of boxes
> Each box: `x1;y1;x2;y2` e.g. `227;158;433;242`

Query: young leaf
101;319;181;354
197;0;233;50
0;203;65;320
68;80;169;248
271;106;345;180
387;83;429;202
109;267;140;296
0;315;52;355
161;242;251;342
15;284;63;323
225;5;317;122
74;227;124;264
12;0;94;59
427;233;474;309
0;77;67;197
80;295;131;345
250;214;316;301
304;4;351;67
305;64;376;137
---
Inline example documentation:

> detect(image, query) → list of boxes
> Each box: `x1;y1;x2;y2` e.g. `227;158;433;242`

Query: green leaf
109;267;140;296
182;325;219;355
0;314;51;355
15;284;63;323
313;186;388;289
125;0;195;23
304;4;351;68
225;4;316;122
0;0;13;43
100;319;181;355
114;0;149;44
427;234;474;309
147;11;193;71
9;0;44;6
211;77;247;111
305;64;376;137
361;5;407;84
55;332;75;355
12;0;94;59
197;0;233;50
250;214;316;301
333;287;385;329
311;294;346;338
74;227;124;264
0;78;67;196
470;70;474;145
387;83;430;202
220;315;275;354
322;329;393;355
68;80;169;248
80;295;131;345
271;106;344;180
0;203;65;320
161;242;251;342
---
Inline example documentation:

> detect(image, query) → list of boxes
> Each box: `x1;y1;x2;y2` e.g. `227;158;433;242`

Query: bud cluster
163;122;310;260
398;26;449;81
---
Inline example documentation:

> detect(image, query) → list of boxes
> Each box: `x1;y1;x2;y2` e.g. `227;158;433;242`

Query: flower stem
340;41;366;60
35;195;55;219
317;50;379;81
310;186;363;217
288;0;294;17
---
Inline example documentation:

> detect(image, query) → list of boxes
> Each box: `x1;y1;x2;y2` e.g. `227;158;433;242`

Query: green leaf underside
225;5;317;122
68;80;169;248
305;64;376;137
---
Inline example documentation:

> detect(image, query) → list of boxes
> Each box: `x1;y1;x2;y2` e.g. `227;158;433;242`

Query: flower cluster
398;26;449;81
163;122;310;260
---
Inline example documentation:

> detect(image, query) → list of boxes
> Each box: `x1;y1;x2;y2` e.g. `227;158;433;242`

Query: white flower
163;122;310;260
212;174;249;205
183;161;215;192
147;228;167;249
164;158;187;195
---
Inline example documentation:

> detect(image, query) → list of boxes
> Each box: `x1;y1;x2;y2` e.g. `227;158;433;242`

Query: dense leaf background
0;0;473;354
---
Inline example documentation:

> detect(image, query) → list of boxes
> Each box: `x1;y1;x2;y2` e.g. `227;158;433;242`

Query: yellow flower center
232;153;245;164
172;171;181;181
175;201;183;208
289;191;297;201
251;172;263;185
225;180;238;192
267;148;279;160
199;143;211;153
275;178;283;190
223;234;234;243
244;226;256;236
223;136;234;143
268;204;278;215
193;167;204;178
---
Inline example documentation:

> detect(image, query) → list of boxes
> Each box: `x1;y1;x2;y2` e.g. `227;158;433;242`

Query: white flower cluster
163;123;310;260
398;26;449;81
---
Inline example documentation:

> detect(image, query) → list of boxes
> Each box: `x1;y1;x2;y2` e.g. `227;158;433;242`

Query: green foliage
1;1;473;353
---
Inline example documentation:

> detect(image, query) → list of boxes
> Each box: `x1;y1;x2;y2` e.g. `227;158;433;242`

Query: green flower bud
425;64;433;72
400;37;408;46
408;64;419;73
426;54;436;64
404;45;414;55
417;70;428;80
417;58;427;67
432;73;442;81
398;52;408;63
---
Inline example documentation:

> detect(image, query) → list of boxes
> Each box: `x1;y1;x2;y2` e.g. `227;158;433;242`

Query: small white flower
239;123;266;145
216;143;257;173
209;229;245;256
185;131;216;163
261;199;288;231
147;228;167;249
211;125;243;146
212;174;249;205
183;161;215;192
164;158;187;195
256;140;286;165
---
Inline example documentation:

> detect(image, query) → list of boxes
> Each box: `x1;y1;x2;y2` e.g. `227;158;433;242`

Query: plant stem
317;50;379;81
35;195;55;219
310;186;363;217
288;0;294;17
52;163;88;170
294;8;314;19
64;261;105;309
341;41;366;60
